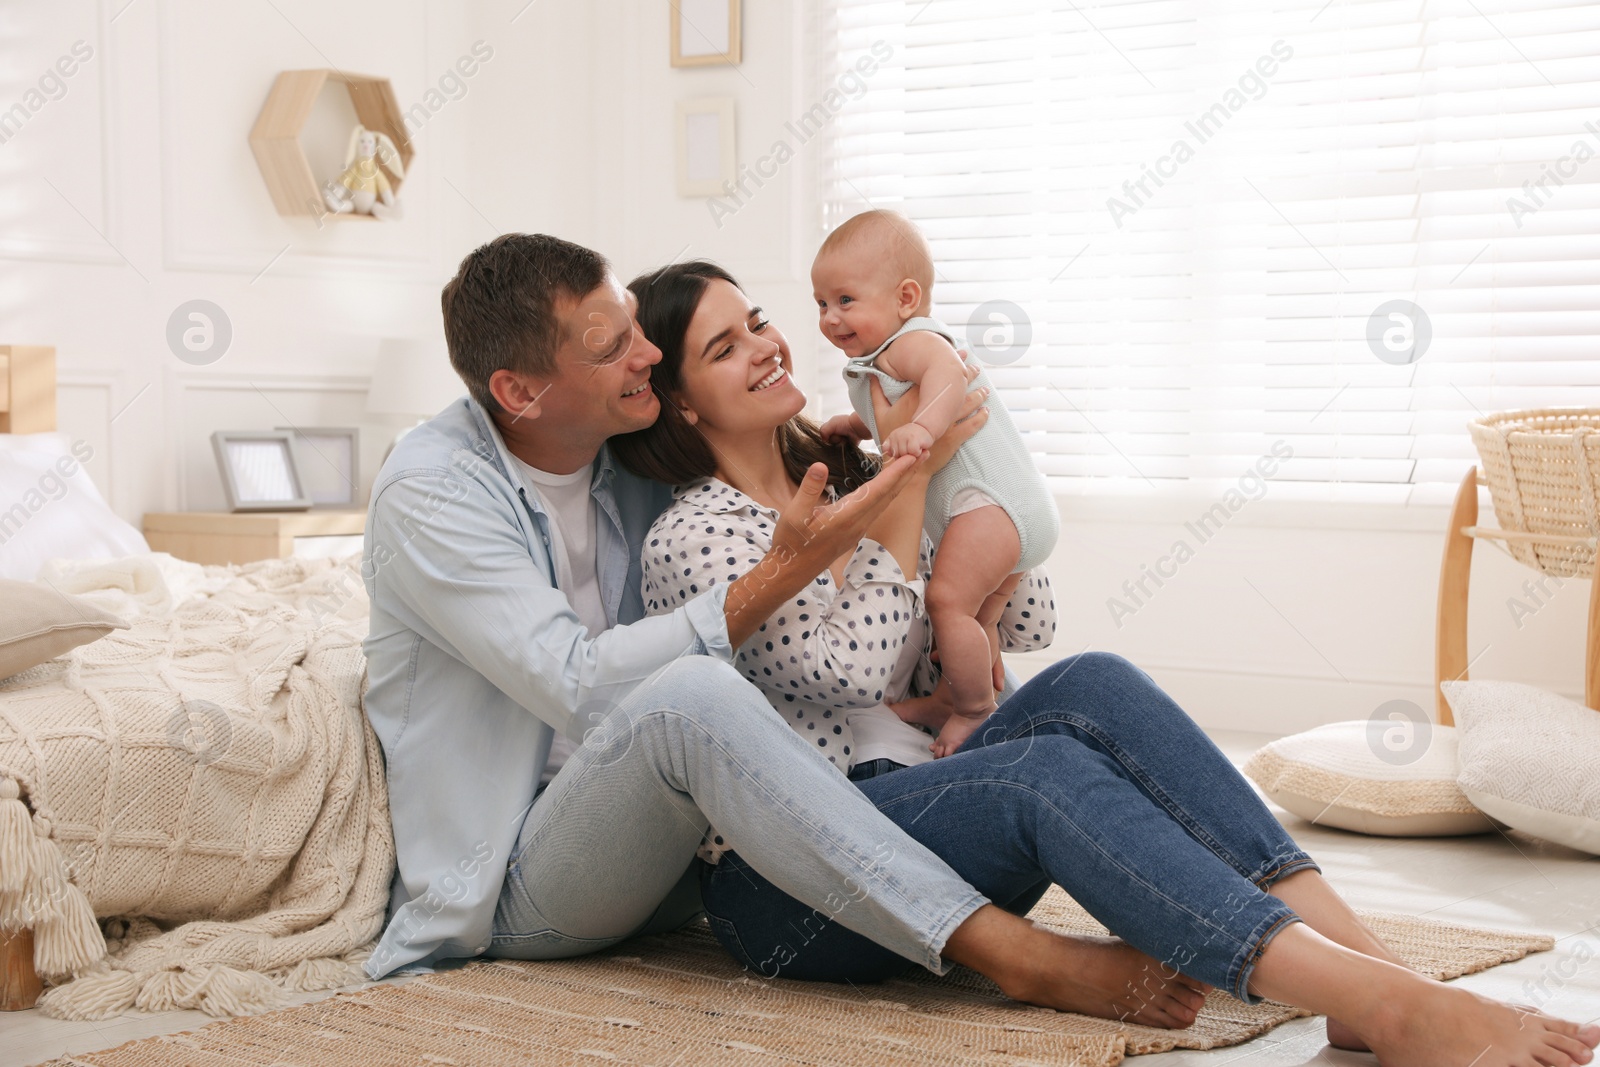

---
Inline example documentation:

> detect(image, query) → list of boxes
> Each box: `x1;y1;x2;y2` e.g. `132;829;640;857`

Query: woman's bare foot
1326;1016;1369;1051
1001;932;1210;1029
1330;1002;1565;1056
1364;983;1599;1067
1266;869;1409;1054
1253;921;1597;1066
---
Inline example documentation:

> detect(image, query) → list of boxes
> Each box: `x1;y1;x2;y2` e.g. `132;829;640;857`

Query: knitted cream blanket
0;554;393;1020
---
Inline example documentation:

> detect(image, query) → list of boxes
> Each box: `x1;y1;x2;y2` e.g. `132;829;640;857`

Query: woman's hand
725;457;920;647
869;363;988;475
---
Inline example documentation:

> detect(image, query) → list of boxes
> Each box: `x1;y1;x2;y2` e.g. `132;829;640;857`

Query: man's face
532;275;662;441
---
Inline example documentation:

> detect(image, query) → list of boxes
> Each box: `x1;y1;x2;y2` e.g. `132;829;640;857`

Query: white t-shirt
845;614;940;768
510;455;606;786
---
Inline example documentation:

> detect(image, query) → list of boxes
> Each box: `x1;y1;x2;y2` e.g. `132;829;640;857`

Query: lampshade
366;337;464;417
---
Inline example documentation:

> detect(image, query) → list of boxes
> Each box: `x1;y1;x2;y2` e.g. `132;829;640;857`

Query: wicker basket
1467;408;1600;578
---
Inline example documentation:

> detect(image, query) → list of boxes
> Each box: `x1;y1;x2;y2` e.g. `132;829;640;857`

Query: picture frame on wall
277;426;361;507
676;96;736;197
670;0;741;68
212;430;312;512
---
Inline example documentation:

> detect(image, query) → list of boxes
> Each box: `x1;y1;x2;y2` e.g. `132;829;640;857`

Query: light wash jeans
486;657;988;973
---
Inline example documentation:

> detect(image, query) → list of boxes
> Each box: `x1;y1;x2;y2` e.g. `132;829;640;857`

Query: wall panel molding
155;0;438;280
56;371;118;510
0;0;121;267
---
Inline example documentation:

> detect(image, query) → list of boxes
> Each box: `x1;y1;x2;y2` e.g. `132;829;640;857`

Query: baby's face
811;251;902;359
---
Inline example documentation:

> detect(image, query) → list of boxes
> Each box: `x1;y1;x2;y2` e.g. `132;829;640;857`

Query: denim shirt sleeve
369;469;733;743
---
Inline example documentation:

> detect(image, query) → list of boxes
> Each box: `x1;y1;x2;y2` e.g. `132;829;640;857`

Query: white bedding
0;432;148;582
0;553;392;1020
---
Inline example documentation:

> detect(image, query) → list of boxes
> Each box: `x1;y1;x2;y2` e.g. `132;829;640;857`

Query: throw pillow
0;577;128;681
1444;680;1600;856
1243;719;1496;837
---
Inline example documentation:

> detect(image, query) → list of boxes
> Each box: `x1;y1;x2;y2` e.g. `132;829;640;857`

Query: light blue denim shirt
360;397;733;978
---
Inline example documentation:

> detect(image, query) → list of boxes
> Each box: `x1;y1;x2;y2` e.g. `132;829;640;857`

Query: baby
813;209;1059;757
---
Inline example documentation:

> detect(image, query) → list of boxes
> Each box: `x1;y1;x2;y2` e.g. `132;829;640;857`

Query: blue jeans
699;651;1319;1002
486;657;987;974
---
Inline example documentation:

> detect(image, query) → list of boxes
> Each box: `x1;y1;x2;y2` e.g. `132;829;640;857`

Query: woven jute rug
34;887;1552;1067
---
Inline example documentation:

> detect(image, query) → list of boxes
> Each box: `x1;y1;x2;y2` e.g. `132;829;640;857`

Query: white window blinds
813;0;1600;503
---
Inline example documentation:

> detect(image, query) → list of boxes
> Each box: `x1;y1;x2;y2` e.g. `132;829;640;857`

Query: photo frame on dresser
212;430;312;512
276;426;360;506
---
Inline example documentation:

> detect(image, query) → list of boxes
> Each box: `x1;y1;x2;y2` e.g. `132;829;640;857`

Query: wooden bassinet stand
1436;408;1600;725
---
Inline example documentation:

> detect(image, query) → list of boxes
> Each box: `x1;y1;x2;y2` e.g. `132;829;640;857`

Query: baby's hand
882;423;935;459
818;411;871;444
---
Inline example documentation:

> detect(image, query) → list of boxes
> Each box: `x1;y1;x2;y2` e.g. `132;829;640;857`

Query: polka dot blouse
641;477;1059;863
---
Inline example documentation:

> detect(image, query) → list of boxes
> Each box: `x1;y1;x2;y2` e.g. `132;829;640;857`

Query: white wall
2;0;597;516
1025;496;1590;733
7;0;1589;732
585;0;818;359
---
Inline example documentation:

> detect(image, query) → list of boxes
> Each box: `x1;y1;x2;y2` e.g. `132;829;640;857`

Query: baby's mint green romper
843;316;1059;572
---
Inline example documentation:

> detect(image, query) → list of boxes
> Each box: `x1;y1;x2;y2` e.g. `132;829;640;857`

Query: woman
610;260;1598;1067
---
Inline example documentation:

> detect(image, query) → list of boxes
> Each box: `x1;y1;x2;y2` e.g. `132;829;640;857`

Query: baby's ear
897;277;923;318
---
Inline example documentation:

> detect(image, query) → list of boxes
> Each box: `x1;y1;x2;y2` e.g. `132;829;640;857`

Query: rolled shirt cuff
684;581;735;661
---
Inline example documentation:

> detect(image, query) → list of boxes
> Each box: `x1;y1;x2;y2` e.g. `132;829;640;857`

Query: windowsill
1054;491;1454;534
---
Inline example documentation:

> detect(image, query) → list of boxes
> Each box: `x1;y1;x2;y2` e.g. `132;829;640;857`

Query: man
361;233;1007;980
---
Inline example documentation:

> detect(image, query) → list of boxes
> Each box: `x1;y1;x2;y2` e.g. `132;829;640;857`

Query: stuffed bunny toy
322;124;405;220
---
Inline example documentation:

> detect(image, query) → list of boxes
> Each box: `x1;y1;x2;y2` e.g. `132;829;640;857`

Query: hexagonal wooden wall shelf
249;69;414;219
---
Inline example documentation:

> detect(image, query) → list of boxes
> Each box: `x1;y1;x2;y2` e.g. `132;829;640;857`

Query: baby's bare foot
931;707;991;759
1365;984;1598;1067
891;692;956;734
1001;932;1209;1029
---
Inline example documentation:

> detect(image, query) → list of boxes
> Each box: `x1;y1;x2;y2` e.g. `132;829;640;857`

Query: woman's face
674;278;806;435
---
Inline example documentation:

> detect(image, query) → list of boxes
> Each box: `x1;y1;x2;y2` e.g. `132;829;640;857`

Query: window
814;0;1600;503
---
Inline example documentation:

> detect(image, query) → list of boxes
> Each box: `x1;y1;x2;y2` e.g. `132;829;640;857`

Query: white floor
4;729;1597;1067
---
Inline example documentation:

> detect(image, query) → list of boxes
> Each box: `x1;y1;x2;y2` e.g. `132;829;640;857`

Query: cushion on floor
1243;718;1496;836
1444;680;1600;856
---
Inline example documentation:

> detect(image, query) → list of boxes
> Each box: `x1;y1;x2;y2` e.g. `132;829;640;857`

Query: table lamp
366;337;463;456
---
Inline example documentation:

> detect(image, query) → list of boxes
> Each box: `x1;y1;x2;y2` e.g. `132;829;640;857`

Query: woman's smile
751;366;788;392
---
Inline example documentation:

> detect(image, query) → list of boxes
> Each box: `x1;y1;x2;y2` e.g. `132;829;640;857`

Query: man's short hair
440;234;610;414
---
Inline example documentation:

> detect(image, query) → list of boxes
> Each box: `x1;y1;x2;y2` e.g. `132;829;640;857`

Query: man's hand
818;411;871;444
724;456;919;647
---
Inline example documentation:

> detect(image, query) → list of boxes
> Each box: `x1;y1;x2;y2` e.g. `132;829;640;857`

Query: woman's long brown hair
610;260;878;497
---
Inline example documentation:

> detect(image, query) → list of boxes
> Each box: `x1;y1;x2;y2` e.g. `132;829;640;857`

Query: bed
1;344;52;1009
0;351;393;1019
